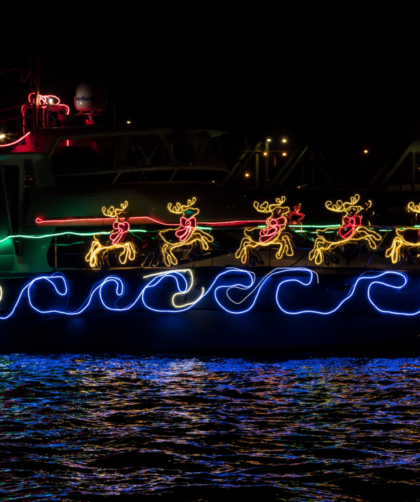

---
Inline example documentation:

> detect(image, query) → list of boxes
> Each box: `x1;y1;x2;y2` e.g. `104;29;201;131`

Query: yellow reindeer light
159;197;214;267
235;196;295;264
309;194;381;265
385;202;420;264
85;201;137;268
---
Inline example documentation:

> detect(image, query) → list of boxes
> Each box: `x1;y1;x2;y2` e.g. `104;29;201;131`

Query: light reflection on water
0;354;420;500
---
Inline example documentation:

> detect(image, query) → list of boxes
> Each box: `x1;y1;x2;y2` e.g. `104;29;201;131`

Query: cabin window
23;160;34;218
55;173;116;187
51;137;117;173
2;165;19;235
171;169;225;183
115;170;175;183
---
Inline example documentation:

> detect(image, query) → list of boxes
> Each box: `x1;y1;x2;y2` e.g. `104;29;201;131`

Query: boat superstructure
2;91;420;351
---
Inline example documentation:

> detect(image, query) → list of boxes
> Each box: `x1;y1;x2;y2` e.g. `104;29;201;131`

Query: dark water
1;354;420;501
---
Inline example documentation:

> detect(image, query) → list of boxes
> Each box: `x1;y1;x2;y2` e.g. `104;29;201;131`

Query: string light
35;215;266;228
22;93;70;115
0;230;114;246
386;202;420;264
288;204;305;225
235;196;296;264
158;197;214;267
144;269;205;308
0;132;30;148
1;267;419;319
309;194;381;265
85;201;137;268
85;237;137;267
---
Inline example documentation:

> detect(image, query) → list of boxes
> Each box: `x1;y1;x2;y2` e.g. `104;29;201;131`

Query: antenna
27;31;33;93
113;35;116;126
34;58;41;131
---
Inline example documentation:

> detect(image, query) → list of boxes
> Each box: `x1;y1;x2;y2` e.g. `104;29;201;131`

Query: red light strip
200;220;266;227
0;132;30;148
35;216;266;227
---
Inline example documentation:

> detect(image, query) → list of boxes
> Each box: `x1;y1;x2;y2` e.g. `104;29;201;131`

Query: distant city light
282;138;287;143
263;152;268;156
282;152;287;156
363;149;368;154
48;98;53;104
245;173;250;177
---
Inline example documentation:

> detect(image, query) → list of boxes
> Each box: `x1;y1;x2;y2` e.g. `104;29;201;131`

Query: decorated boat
1;91;420;351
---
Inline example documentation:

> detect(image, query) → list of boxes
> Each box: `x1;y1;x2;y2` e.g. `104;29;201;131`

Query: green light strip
0;226;210;246
130;227;212;233
0;231;112;246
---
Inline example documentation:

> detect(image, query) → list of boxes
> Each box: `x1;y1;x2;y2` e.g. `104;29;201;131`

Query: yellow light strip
144;269;205;308
85;238;137;268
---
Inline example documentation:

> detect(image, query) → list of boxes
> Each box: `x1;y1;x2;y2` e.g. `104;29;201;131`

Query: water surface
1;353;420;500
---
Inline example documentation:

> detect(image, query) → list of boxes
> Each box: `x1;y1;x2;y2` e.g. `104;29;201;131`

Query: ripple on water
0;354;420;500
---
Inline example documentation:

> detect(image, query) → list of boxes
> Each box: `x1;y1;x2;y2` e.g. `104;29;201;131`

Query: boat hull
0;266;419;352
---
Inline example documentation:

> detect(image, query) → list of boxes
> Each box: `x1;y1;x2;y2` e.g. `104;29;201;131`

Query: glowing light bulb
245;173;250;177
127;120;131;125
0;134;5;139
282;152;287;156
364;149;368;154
263;152;268;156
267;138;272;142
282;138;287;143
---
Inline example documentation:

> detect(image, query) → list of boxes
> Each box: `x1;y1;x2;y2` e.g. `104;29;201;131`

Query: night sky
2;9;419;180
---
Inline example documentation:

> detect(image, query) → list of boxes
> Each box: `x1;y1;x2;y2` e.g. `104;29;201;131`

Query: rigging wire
0;68;31;82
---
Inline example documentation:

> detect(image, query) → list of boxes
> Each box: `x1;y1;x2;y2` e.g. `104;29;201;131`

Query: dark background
1;7;419;181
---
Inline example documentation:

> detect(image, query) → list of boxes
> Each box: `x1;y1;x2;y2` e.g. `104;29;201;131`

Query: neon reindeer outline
159;197;214;267
309;194;381;266
85;201;137;268
385;202;420;264
235;196;296;264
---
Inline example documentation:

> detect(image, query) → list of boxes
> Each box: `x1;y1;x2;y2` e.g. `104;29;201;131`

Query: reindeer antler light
102;201;129;220
325;194;369;216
